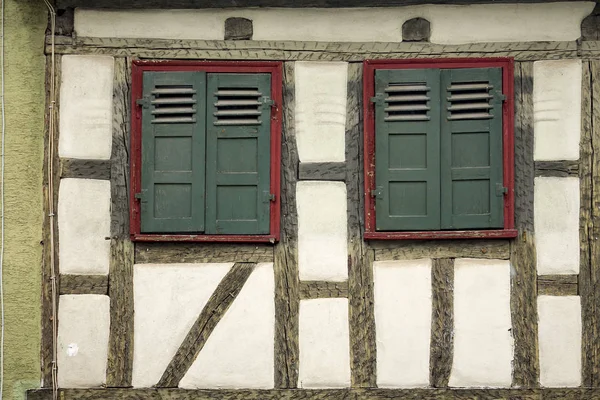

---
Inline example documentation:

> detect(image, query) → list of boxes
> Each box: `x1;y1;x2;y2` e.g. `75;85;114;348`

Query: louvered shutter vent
151;85;196;124
214;87;262;126
384;83;430;122
446;81;494;120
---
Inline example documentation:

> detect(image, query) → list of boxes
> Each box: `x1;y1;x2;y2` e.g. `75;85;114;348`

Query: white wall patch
299;298;351;388
374;259;432;388
58;178;111;275
538;295;582;387
59;55;114;160
449;259;513;388
534;177;580;275
295;62;347;163
533;59;582;161
180;263;275;389
57;295;110;388
297;181;348;281
132;263;232;388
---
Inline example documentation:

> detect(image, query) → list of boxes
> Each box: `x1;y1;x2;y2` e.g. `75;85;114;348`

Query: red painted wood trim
363;58;516;240
130;60;283;243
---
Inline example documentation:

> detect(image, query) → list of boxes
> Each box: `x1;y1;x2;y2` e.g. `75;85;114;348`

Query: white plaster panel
298;298;351;388
297;181;348;281
180;263;274;389
533;59;582;161
534;177;580;275
374;260;432;388
132;263;232;388
57;295;110;388
58;178;111;275
449;259;513;388
75;3;593;44
295;62;347;163
59;55;114;160
538;295;582;387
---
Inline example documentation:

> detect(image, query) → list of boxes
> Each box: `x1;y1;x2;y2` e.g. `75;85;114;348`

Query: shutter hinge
262;96;275;107
135;189;148;203
136;96;151;109
370;93;384;105
498;93;506;102
263;191;276;202
496;183;508;196
370;186;384;199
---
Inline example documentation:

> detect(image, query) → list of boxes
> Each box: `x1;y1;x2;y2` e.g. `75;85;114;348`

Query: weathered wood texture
224;17;253;40
157;262;256;388
135;242;274;263
298;162;346;181
41;55;61;387
537;275;578;296
429;258;454;388
402;17;430;42
533;160;579;177
346;62;377;388
59;274;109;295
106;58;135;388
46;37;582;61
510;61;539;388
372;240;510;261
581;3;600;42
29;387;600;400
274;62;300;389
59;158;111;180
299;281;349;299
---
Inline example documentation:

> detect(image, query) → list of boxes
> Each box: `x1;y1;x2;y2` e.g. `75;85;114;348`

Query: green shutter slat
140;71;207;233
205;73;271;235
440;67;504;229
374;69;441;231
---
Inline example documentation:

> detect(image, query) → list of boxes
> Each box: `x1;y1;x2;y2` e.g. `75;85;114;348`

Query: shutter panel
205;73;272;234
374;69;441;231
140;71;207;233
440;67;504;229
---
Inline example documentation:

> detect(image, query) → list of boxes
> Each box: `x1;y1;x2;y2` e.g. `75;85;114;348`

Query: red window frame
130;60;283;243
363;58;517;240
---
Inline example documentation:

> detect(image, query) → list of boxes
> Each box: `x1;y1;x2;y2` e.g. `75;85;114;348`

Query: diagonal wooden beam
156;262;256;388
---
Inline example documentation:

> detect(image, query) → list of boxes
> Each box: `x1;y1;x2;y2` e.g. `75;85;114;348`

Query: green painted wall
4;0;46;398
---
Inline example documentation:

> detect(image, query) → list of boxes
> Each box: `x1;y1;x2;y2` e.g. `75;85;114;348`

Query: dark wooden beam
429;258;454;388
298;162;346;181
134;242;274;264
538;275;578;296
59;274;109;295
534;160;579;177
372;239;510;261
56;0;587;9
60;158;111;180
299;281;348;299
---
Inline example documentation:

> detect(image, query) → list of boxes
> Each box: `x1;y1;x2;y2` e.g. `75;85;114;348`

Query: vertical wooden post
274;61;300;388
429;258;454;388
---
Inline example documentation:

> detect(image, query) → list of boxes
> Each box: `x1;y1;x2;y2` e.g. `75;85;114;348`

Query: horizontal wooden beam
538;274;579;296
299;162;346;181
45;36;584;62
27;387;600;400
534;160;579;177
134;242;274;263
60;158;111;180
299;281;349;299
373;239;510;261
59;274;109;295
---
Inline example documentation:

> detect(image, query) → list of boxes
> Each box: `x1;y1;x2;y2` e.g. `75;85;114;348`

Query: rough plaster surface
534;177;580;275
298;298;351;388
449;259;513;388
180;263;275;389
295;62;347;163
59;55;114;160
132;263;232;387
57;295;110;388
75;3;593;44
538;295;582;387
58;178;111;275
297;181;348;281
374;260;432;388
4;1;46;395
533;60;582;161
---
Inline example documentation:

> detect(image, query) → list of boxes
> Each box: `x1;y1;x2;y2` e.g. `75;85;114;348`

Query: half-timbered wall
32;2;600;398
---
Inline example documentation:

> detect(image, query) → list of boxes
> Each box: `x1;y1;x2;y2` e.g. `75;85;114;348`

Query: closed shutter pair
373;67;505;231
138;72;272;235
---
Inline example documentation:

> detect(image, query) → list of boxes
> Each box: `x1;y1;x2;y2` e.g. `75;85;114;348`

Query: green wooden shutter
139;71;207;233
440;67;504;229
374;69;441;231
205;73;272;235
